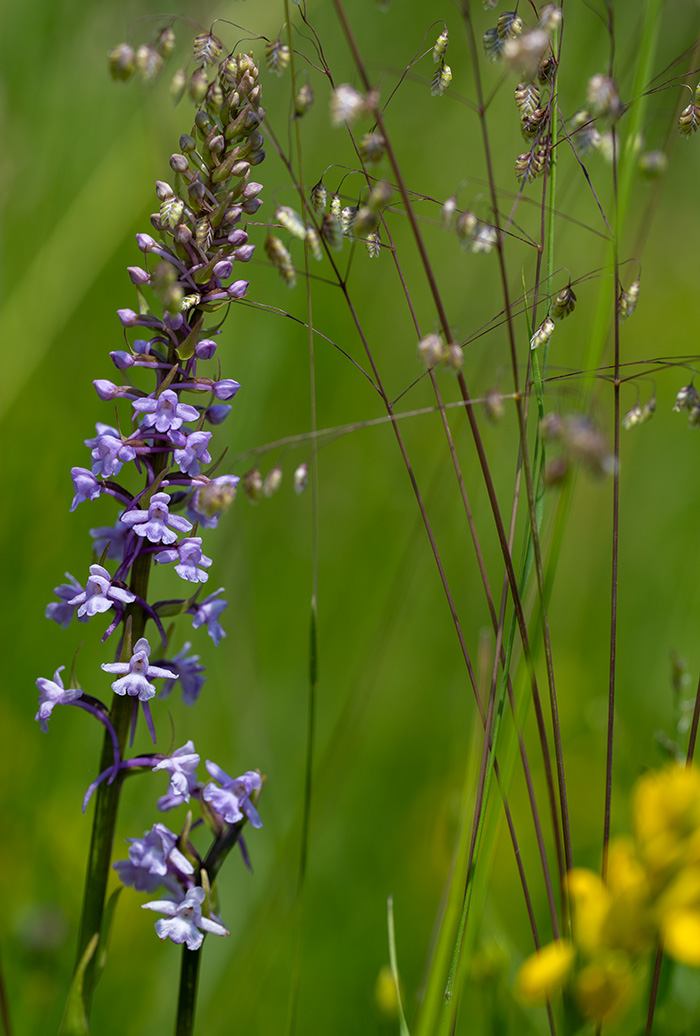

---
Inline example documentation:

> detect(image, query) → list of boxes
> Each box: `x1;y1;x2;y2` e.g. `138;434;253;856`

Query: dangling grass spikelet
275;205;307;240
679;87;700;136
359;132;385;164
330;193;341;219
515;82;540;118
195;216;213;252
365;230;381;258
433;29;449;63
193;32;223;66
673;385;700;413
619;279;640;321
310;181;327;216
456;209;477;248
530;315;555;349
431;62;452;96
330;84;365;126
321;213;343;250
295;82;314;118
155;26;176;60
265;234;296;287
341;205;359;235
552;284;577;320
265;39;291;76
515;144;548;183
306;225;323;261
418;332;446;368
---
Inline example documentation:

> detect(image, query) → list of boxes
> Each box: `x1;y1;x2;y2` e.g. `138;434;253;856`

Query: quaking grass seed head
673;384;700;413
431;62;452;96
552;284;577;320
418;333;446;368
310;181;327;216
433;29;449;63
265;39;291;76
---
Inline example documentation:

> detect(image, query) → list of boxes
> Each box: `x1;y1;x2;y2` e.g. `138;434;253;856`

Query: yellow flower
568;869;609;952
574;954;635;1022
515;940;575;1004
633;764;700;881
662;908;700;966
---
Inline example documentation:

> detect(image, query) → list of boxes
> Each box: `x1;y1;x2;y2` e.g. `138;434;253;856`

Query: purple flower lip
142;886;229;950
101;637;176;701
68;564;136;617
35;666;83;732
120;491;192;544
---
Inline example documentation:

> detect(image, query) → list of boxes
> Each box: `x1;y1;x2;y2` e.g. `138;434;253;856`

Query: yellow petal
515;940;574;1004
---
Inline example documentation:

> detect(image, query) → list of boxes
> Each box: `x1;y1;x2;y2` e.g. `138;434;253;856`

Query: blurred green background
2;0;700;1033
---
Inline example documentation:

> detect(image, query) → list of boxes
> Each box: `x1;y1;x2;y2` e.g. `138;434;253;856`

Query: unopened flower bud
227;280;249;299
117;308;138;327
110;350;134;369
94;379;120;401
136;233;157;252
241;197;263;215
234;245;255;262
170;153;190;174
195;339;218;360
127;266;150;286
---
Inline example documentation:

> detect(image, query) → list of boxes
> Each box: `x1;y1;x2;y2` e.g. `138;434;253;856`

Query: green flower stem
176;949;201;1036
73;380;174;1011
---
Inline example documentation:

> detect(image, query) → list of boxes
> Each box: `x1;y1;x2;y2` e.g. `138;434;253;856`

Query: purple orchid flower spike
142;887;229;950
